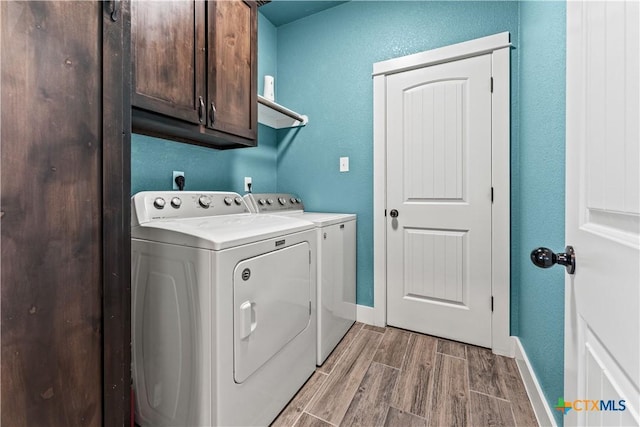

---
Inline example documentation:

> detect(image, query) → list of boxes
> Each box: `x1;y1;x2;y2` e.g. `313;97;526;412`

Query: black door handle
530;246;576;274
389;209;399;218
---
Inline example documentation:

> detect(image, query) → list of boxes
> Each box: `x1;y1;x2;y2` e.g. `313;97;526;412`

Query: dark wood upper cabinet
131;0;257;149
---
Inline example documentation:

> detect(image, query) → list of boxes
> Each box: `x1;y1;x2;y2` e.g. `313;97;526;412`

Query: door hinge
491;187;494;203
384;209;387;217
491;296;494;312
309;251;312;264
309;301;312;315
490;77;494;93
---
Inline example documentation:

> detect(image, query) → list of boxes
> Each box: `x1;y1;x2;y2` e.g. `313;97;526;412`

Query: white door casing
372;33;512;355
385;54;492;347
565;1;640;426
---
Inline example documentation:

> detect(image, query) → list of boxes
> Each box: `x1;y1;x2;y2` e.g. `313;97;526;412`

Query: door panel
404;228;465;304
233;242;311;383
386;54;492;347
566;1;640;425
131;0;205;124
1;2;103;424
582;327;638;427
207;0;257;140
404;80;465;201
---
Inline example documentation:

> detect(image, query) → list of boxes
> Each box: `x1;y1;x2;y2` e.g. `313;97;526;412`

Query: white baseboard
513;337;557;427
492;336;516;358
356;304;376;326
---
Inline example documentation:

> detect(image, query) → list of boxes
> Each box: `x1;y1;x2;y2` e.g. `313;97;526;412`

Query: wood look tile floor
272;323;538;427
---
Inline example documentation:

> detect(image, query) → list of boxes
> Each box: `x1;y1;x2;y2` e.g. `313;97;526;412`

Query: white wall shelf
257;95;308;129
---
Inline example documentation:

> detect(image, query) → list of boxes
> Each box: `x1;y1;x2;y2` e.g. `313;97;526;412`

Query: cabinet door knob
210;102;216;125
389;209;399;218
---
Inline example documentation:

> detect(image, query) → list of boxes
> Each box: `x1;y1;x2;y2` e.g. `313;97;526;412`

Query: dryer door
233;242;311;383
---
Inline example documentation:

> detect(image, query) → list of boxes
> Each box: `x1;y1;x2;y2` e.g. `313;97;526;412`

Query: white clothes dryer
131;191;317;427
244;193;356;366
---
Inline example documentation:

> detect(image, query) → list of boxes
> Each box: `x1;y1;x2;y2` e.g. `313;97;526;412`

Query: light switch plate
244;177;252;192
340;157;349;172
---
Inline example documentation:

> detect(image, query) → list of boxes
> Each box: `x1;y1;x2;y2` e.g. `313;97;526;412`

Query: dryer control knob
258;199;266;205
290;197;296;204
224;197;233;206
296;198;302;203
234;197;243;205
267;198;274;205
153;197;166;209
170;197;182;208
198;195;212;208
278;197;287;205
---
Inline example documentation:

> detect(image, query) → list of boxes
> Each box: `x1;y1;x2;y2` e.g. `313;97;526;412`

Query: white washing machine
244;193;356;366
131;191;317;427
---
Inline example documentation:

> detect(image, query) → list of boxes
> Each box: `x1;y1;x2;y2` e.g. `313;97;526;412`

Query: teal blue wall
131;129;277;195
518;2;566;425
258;12;278;98
131;12;279;195
274;1;519;307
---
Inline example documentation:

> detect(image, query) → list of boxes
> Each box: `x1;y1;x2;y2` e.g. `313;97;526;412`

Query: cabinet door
207;0;257;140
132;0;206;125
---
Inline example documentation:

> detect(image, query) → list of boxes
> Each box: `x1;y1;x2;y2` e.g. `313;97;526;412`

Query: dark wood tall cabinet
132;0;258;149
1;1;131;425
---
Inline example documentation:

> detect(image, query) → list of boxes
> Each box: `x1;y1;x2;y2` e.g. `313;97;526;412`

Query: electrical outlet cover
173;171;185;190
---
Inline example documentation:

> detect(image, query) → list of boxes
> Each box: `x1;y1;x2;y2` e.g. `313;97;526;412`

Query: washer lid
131;213;315;250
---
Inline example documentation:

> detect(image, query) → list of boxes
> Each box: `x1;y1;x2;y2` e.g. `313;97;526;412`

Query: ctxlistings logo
556;398;627;415
556;398;572;414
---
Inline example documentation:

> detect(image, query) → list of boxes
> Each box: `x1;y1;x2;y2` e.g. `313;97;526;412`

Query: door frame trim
372;32;512;355
102;0;132;423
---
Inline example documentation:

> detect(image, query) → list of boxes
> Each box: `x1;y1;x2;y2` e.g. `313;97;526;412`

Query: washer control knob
267;198;274;205
224;197;233;206
198;195;212;208
278;197;287;205
290;197;296;204
296;198;302;203
258;198;266;206
170;197;182;208
153;197;166;209
234;197;243;206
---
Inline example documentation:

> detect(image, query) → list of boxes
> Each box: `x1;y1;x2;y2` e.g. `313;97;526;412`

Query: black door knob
389;209;399;218
530;246;576;275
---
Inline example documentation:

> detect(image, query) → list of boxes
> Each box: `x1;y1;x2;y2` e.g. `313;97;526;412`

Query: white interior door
386;54;493;347
565;1;640;426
